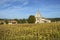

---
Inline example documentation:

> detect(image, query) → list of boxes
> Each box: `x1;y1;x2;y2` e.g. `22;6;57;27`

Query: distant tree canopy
14;19;28;23
5;19;8;24
0;18;60;24
28;15;36;23
14;19;20;23
19;19;27;23
48;18;60;22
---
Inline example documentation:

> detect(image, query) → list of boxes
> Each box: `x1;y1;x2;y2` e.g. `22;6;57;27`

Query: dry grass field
0;22;60;40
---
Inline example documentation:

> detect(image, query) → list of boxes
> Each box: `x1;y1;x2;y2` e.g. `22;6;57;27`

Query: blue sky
0;0;60;19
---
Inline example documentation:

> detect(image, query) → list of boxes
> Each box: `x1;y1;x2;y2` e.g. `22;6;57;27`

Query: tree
5;19;8;24
22;19;27;23
20;19;28;23
28;15;36;23
14;19;20;23
14;19;28;24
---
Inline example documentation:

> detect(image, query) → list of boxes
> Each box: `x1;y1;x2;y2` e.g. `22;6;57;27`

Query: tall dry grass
0;22;60;40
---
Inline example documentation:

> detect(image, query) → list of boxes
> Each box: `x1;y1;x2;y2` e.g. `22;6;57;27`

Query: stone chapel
35;10;51;23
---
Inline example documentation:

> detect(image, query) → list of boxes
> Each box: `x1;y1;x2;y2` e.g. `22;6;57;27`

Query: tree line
0;15;60;24
0;15;36;24
48;18;60;22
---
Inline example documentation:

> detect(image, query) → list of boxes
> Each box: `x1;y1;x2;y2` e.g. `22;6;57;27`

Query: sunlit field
0;22;60;40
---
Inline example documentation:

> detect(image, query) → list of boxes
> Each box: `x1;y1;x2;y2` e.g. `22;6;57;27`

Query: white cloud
0;0;29;9
22;1;29;6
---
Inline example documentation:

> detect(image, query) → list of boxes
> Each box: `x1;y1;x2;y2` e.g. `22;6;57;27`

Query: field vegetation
0;22;60;40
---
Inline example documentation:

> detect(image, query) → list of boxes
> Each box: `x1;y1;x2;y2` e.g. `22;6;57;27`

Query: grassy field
0;22;60;40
